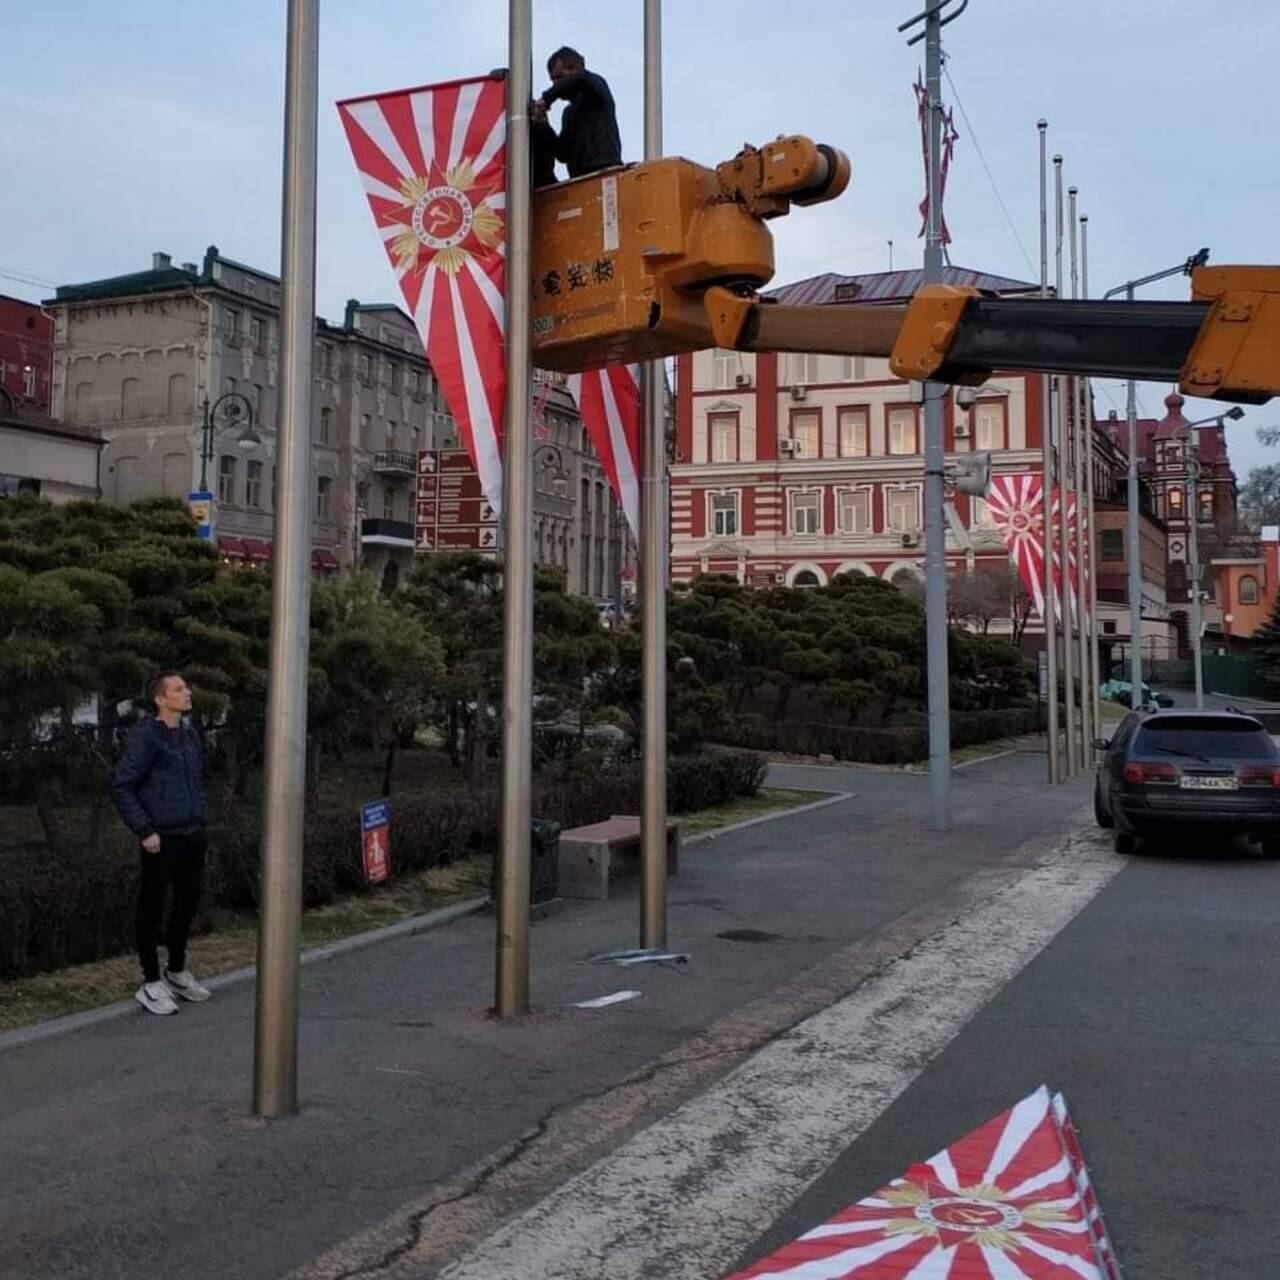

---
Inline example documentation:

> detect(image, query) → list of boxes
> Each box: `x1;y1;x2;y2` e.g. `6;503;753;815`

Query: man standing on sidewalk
110;672;212;1015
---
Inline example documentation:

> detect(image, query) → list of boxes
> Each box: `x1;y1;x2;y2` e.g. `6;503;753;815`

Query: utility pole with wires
899;0;967;831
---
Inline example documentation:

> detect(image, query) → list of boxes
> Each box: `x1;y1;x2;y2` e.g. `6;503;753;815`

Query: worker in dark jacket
532;46;623;181
110;672;212;1016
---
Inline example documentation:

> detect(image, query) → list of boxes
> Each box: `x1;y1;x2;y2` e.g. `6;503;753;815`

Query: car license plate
1179;776;1238;791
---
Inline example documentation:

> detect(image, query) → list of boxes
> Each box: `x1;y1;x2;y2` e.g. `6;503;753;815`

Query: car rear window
1135;717;1276;760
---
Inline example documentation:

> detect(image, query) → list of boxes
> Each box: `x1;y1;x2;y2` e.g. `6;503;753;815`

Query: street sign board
360;799;390;885
415;448;500;553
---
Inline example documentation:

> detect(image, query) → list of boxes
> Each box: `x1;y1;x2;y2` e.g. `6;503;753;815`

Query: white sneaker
136;981;179;1016
164;969;211;1003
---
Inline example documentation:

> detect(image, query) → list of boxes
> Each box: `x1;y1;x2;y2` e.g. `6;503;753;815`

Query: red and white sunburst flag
726;1085;1119;1280
568;365;642;536
986;474;1083;624
338;75;507;516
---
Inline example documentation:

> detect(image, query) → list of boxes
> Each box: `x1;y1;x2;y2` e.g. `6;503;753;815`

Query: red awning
218;537;247;560
311;549;340;571
243;539;272;562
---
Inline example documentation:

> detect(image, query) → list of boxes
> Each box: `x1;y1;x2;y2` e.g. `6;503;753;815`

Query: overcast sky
3;1;1277;475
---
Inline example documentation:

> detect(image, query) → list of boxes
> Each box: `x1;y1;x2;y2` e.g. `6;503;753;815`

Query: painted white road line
440;825;1121;1280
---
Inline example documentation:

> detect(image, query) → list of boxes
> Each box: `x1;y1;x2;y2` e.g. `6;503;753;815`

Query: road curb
684;789;854;845
0;896;488;1055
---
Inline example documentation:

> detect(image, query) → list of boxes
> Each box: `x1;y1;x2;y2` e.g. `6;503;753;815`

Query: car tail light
1124;762;1177;784
1239;766;1280;787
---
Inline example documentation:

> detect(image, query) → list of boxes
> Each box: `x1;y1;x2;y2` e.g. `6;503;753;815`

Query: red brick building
671;267;1047;604
0;294;53;414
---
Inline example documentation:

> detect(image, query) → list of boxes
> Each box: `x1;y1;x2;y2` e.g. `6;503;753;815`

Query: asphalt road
730;820;1280;1279
1;747;1086;1280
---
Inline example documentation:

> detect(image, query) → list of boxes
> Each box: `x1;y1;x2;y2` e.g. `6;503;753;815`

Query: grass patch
679;786;831;838
0;790;823;1034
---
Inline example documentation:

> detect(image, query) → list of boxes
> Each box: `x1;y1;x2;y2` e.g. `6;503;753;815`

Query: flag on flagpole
914;70;959;246
567;365;642;538
726;1085;1119;1279
338;74;508;517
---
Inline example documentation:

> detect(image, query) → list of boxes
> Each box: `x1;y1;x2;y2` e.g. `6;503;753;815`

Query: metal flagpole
920;0;951;830
1124;288;1143;704
1081;213;1101;737
1053;154;1077;776
640;0;669;947
1067;186;1092;756
1038;120;1060;783
253;0;318;1118
495;0;534;1017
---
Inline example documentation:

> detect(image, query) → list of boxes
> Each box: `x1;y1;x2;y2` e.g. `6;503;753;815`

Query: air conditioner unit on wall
774;572;787;583
790;385;807;401
778;438;796;455
734;372;753;388
954;422;970;438
901;531;921;547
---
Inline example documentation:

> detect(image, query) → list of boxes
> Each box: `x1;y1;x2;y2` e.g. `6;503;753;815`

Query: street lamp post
1182;405;1244;707
1102;249;1208;705
199;391;260;493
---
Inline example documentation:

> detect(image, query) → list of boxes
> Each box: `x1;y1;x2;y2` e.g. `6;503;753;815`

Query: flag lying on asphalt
725;1085;1121;1279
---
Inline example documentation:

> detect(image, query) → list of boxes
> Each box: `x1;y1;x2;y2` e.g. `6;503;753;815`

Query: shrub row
0;748;767;980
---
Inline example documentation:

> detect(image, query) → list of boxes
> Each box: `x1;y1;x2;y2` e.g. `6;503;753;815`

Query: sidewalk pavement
2;750;1088;1280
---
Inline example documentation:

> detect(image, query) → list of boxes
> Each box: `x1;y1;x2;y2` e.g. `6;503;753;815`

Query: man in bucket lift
531;46;623;185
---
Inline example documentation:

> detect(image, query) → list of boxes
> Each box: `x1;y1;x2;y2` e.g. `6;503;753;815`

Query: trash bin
489;818;561;905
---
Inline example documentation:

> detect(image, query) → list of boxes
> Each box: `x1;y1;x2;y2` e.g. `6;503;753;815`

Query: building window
1102;620;1117;635
1168;486;1184;515
408;368;420;397
970;496;998;528
226;308;242;344
218;455;238;504
389;362;402;393
319;406;333;444
793;569;821;589
709;412;738;463
710;491;739;537
789;410;820;459
888;408;918;455
356;481;369;511
1101;529;1124;561
887;487;921;533
711;349;737;389
250;383;263;421
250;315;265;352
1199;487;1214;523
840;356;866;382
1240;575;1260;605
790;490;821;535
974;401;1005;450
316;474;333;521
358;354;372;384
245;460;263;509
789;353;820;386
22;365;36;399
838;488;871;534
383;487;396;520
837;407;868;458
121;377;141;418
360;413;372;449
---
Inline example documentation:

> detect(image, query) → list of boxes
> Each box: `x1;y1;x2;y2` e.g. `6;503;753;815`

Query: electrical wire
941;62;1038;282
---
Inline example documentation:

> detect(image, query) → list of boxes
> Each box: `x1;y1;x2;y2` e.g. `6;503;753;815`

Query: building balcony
360;517;414;547
372;449;416;477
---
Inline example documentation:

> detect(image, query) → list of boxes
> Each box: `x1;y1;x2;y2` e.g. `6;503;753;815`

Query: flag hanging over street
725;1085;1120;1279
568;365;642;537
986;473;1085;624
914;70;959;246
338;75;507;516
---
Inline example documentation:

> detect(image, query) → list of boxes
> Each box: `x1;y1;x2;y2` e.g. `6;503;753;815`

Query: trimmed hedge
0;747;767;979
718;706;1038;764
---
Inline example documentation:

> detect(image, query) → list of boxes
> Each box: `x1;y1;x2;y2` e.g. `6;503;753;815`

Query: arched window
120;377;141;419
793;570;820;589
1239;575;1260;605
167;372;189;416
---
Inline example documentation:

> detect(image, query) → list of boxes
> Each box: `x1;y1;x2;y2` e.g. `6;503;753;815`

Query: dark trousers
135;830;207;983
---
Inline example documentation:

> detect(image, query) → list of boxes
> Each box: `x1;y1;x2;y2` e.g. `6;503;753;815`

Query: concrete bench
558;814;681;900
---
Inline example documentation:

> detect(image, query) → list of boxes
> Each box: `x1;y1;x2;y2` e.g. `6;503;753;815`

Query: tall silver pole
495;0;534;1017
1081;214;1101;736
1054;155;1077;775
1125;283;1143;704
1188;442;1205;707
1067;186;1092;755
1038;121;1060;783
253;0;318;1119
922;0;951;829
640;0;669;946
